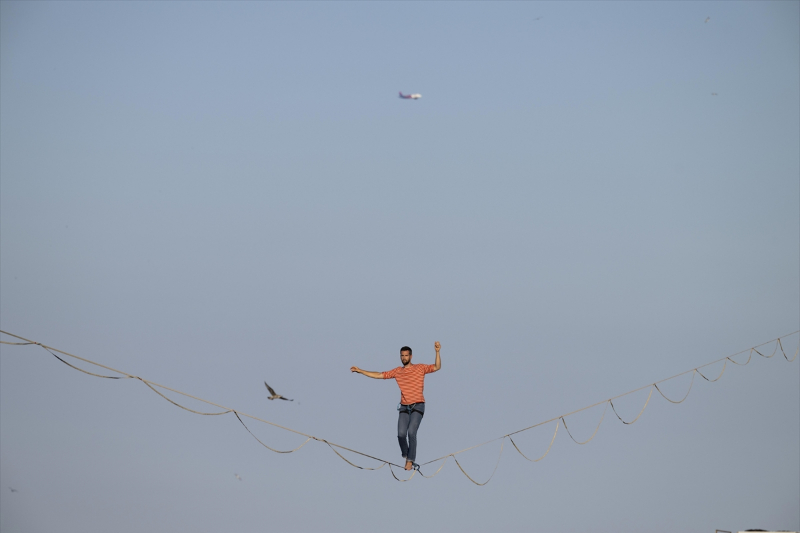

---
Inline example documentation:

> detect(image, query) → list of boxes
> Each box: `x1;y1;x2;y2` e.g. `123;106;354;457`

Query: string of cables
1;329;797;485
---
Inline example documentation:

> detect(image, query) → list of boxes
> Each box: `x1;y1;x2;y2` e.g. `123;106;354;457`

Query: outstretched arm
433;341;441;371
351;366;383;379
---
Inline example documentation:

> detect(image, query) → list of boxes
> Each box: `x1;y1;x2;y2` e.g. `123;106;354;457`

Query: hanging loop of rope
452;438;506;486
139;378;233;415
778;338;799;362
388;464;417;482
696;360;727;382
320;440;391;471
654;370;696;404
610;386;654;425
234;412;312;453
508;420;560;462
416;456;450;479
561;401;609;445
44;346;132;379
753;340;781;359
727;349;753;366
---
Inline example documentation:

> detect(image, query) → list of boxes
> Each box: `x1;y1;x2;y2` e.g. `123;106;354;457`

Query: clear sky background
1;2;798;532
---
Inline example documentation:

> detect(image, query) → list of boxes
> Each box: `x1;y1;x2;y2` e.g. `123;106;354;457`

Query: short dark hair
400;346;412;355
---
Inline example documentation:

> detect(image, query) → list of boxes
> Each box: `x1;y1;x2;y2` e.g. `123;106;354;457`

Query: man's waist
398;402;425;413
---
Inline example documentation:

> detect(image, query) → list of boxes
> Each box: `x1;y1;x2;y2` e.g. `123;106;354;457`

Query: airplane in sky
399;92;421;100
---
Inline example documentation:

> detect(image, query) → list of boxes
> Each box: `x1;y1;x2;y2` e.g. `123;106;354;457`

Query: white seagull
234;474;242;481
264;381;293;401
399;92;421;100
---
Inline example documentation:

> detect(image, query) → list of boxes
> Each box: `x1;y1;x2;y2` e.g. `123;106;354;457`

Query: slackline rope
0;330;404;471
1;329;797;486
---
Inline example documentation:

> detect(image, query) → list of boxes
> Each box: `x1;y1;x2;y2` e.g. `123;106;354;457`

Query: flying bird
234;474;242;481
711;92;718;96
399;92;421;100
704;17;710;23
264;381;293;401
9;487;18;493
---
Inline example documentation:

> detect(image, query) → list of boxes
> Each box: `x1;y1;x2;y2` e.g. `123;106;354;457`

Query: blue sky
1;2;798;532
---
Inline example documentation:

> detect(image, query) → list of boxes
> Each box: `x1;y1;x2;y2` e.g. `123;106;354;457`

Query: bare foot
405;460;413;471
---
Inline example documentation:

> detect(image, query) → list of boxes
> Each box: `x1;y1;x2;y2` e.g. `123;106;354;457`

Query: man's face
400;350;412;366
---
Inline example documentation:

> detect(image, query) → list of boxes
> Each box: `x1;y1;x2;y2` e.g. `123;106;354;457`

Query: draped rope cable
753;340;780;359
0;330;403;472
43;345;132;380
509;420;559;462
388;464;418;482
778;338;799;362
561;401;610;445
726;349;753;366
610;386;654;425
653;370;696;404
234;412;313;454
1;329;797;485
139;378;233;416
696;360;727;382
320;440;390;471
452;438;506;486
420;331;800;477
416;456;451;478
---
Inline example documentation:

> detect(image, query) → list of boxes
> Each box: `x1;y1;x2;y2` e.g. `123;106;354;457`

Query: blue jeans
397;402;425;462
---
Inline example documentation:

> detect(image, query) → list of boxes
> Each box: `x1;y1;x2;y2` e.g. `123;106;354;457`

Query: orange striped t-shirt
382;364;437;405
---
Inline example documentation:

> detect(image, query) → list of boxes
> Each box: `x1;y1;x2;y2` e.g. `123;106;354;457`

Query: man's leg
406;410;424;464
397;410;410;462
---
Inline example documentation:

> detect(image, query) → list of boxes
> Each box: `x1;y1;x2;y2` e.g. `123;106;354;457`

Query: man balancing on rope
351;342;441;471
